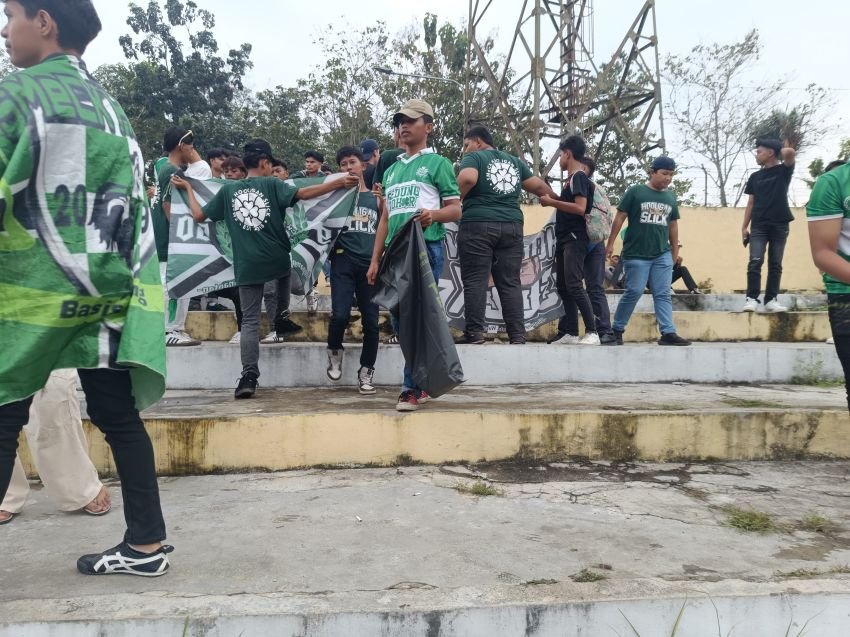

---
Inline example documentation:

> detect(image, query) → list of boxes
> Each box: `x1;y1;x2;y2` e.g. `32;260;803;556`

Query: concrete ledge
164;342;842;389
22;384;849;476
186;310;833;343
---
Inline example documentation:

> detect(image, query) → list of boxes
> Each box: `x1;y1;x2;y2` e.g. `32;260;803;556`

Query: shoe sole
327;373;342;381
359;388;377;395
234;390;256;399
658;342;691;346
166;342;201;347
78;566;170;577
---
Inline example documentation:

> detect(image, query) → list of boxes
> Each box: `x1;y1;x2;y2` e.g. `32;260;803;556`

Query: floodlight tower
466;0;666;177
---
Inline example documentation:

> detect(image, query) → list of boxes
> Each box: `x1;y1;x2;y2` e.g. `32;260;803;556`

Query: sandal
83;486;112;516
0;510;15;525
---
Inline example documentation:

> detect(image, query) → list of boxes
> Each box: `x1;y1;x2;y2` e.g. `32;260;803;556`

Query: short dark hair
221;156;245;172
271;158;288;170
207;148;228;161
304;150;325;163
244;153;271;170
559;135;586;161
336;145;363;166
756;137;783;157
582;156;596;178
9;0;102;53
163;126;191;153
464;126;494;147
824;160;846;174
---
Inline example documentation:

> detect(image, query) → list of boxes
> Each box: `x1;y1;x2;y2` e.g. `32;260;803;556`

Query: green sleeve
807;173;843;219
458;153;479;172
156;163;177;209
434;157;461;201
202;187;227;222
0;84;25;178
669;195;680;221
618;186;636;215
518;157;533;181
274;179;298;211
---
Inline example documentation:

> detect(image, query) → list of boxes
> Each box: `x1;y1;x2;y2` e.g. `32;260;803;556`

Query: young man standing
326;146;380;394
0;0;172;575
207;148;228;179
173;140;357;398
367;99;461;412
741;137;796;313
152;126;202;346
605;157;691;346
360;138;380;190
539;135;599;345
457;125;556;344
290;150;325;179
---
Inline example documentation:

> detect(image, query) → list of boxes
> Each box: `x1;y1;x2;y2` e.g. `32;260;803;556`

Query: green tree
666;30;791;207
252;87;323;170
98;0;253;162
0;48;12;78
748;86;831;151
806;138;850;188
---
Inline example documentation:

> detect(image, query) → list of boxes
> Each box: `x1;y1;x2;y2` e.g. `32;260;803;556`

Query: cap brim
393;108;426;123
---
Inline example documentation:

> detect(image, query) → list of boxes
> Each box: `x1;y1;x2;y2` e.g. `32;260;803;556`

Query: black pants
556;239;596;334
458;221;525;341
0;369;166;544
558;242;610;336
328;251;379;368
828;294;850;412
672;264;699;293
216;286;243;330
747;223;789;302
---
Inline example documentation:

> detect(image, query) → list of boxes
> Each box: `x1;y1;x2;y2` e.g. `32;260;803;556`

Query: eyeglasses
179;130;194;146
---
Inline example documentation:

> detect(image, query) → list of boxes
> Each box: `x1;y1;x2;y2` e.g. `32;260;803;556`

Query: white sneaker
742;297;759;312
166;331;201;346
358;366;377;395
306;291;319;314
554;333;581;345
826;337;835;344
327;349;343;381
763;299;788;313
261;331;284;344
229;331;241;345
578;332;601;345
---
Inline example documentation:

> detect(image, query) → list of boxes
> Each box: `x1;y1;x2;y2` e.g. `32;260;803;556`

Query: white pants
1;370;103;514
160;261;189;332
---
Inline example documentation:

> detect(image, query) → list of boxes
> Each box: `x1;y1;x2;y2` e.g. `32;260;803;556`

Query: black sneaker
206;302;230;312
603;330;624;346
235;372;258;399
275;316;303;335
77;542;174;577
658;332;691;346
457;334;485;345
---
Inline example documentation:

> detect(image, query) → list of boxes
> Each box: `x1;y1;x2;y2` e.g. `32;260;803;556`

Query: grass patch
725;506;776;533
789;358;842;386
777;565;850;579
523;578;559;586
721;398;775;408
799;512;836;533
455;480;503;497
570;568;607;583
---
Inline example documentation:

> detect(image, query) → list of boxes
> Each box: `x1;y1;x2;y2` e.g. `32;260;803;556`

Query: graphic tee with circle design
459;149;533;224
202;176;297;285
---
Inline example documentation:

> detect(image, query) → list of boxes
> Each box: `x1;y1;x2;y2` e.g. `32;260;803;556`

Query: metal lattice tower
466;0;666;177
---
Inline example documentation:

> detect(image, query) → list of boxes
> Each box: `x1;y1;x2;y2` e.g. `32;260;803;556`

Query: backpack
569;172;613;244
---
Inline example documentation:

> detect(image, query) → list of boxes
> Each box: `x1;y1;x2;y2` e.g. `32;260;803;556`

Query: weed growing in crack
799;512;836;533
725;506;776;533
454;480;503;497
777;565;850;579
570;568;607;583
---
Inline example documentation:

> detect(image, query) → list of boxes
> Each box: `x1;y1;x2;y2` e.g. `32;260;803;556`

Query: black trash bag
372;217;465;397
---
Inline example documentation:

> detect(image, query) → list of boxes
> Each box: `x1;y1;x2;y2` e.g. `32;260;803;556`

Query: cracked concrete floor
3;461;850;603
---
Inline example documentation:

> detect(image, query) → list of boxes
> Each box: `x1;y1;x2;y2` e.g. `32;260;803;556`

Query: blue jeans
328;252;379;368
398;240;444;392
613;251;675;335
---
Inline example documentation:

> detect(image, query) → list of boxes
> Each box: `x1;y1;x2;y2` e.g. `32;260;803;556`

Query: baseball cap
360;138;379;160
392;99;435;125
243;139;278;162
651;156;677;172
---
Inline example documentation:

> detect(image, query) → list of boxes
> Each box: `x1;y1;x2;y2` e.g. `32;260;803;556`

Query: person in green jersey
173;139;357;399
325;146;380;394
807;160;850;411
0;0;172;576
457;125;556;344
367;99;462;412
605;156;691;346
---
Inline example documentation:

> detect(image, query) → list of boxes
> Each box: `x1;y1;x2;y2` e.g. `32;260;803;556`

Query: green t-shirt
152;161;177;262
459;149;532;224
807;163;850;294
618;184;680;260
336;190;378;267
383;148;461;244
202;176;297;285
374;148;405;187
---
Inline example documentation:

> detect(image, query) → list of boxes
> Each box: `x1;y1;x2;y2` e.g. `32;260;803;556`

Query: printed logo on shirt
350;205;378;234
416;166;430;179
386;183;421;214
844;196;850;212
486;159;520;194
639;201;672;226
232;188;271;231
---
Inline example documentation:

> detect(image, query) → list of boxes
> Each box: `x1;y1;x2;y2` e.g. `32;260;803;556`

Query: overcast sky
80;0;848;204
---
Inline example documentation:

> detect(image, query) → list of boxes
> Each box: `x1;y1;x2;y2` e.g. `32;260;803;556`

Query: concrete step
26;384;848;478
4;462;850;635
186;310;833;343
165;342;842;389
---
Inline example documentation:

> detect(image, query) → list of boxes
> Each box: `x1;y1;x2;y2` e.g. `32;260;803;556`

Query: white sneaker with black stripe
166;331;200;347
77;542;174;577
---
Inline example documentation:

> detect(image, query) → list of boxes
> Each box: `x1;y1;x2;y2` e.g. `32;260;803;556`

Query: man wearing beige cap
368;99;462;412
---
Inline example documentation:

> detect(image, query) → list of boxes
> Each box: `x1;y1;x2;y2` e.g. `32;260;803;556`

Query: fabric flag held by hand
166;175;358;298
373;217;464;398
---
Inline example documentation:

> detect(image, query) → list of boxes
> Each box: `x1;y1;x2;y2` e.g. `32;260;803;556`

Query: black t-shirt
555;171;593;244
363;163;377;190
744;163;795;225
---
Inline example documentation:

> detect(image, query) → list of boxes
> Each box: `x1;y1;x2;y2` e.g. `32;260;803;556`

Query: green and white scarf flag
0;55;165;410
166;175;358;298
